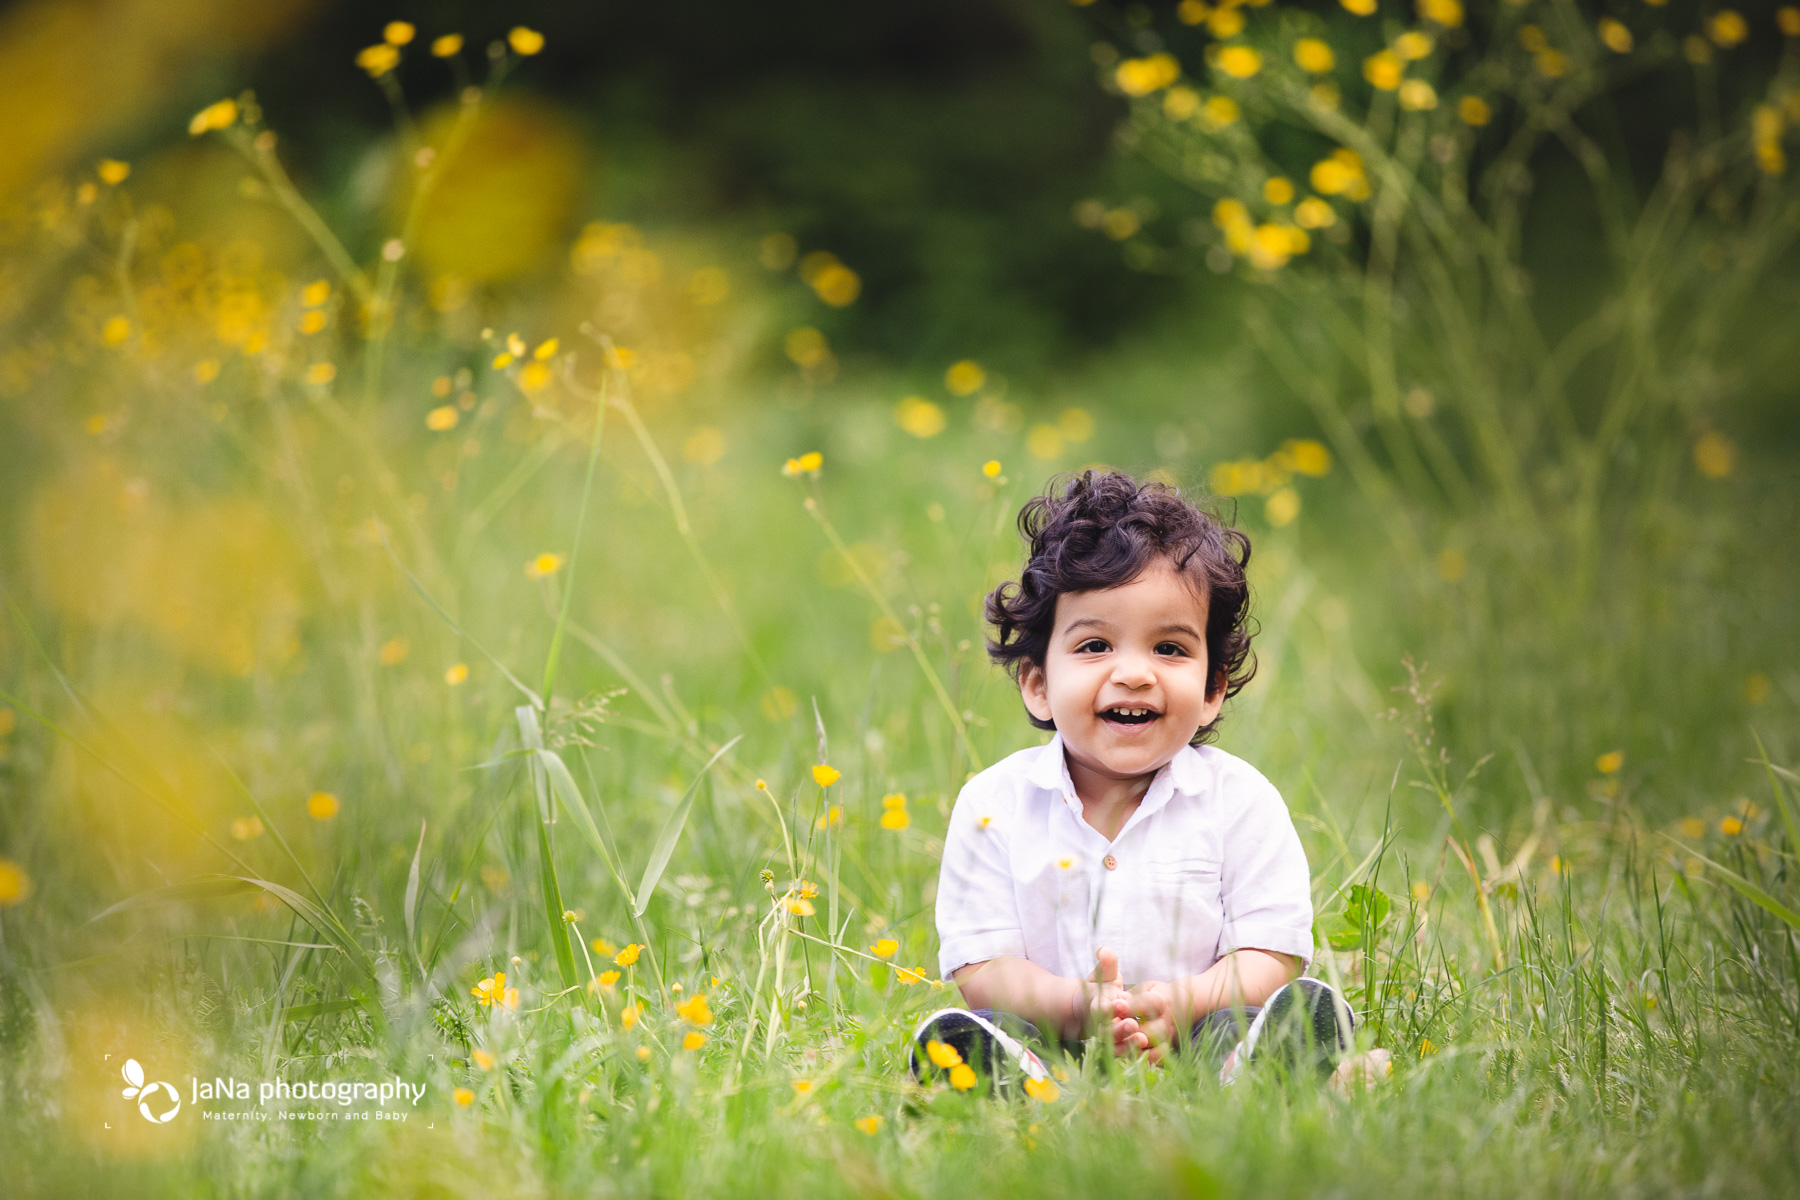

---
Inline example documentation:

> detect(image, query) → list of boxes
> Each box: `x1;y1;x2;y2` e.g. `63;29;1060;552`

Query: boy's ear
1018;661;1053;724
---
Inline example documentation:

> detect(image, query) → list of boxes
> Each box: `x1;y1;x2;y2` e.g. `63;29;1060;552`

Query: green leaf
631;736;742;917
1323;883;1393;951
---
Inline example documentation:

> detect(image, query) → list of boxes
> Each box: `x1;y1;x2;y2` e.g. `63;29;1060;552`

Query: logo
121;1058;181;1124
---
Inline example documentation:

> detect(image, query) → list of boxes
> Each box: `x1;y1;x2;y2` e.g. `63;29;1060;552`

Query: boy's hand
1125;981;1178;1063
1076;947;1145;1052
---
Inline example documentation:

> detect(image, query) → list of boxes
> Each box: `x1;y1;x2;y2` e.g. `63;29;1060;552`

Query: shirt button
1103;854;1118;871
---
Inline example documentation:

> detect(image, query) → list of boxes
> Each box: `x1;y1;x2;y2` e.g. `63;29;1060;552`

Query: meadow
2;3;1798;1197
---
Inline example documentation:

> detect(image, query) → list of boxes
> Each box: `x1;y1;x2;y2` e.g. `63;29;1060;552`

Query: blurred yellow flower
676;993;713;1025
595;969;621;991
606;345;637;369
1746;673;1772;704
195;360;222;384
379;637;410;665
1781;6;1800;36
792;1079;814;1095
1411;881;1431;902
300;310;327;335
1207;8;1245;38
1294;38;1335;74
812;764;842;787
1399;80;1439;111
1459;96;1493;126
472;972;520;1009
621;1004;641;1030
949;1064;977;1090
1163;86;1201;120
615;943;642;967
1310;149;1368;199
526;552;565;578
472;1048;494;1070
1536;49;1569;78
799;451;824;472
453;1087;474;1107
301;279;331;307
984;459;1003;478
356;43;401;77
927;1040;963;1069
384;21;415;45
1419;1038;1438;1056
1418;0;1463;25
810;262;861;307
1394;32;1434;61
1293;196;1336;230
445;663;469;686
97;160;130;185
516;361;552;395
102;316;131;345
1708;10;1748;47
432;34;464;57
945;359;986;395
871;938;899;958
1595;750;1624;775
1720;816;1744;836
1285;439;1332;475
1341;0;1376;14
1023;1076;1061;1102
855;1115;883;1135
896;397;947;438
1059;407;1095;443
817;803;843;829
1363;51;1402;90
0;860;29;907
682;1031;706;1051
1216;46;1263;79
534;338;559;360
509;26;546;55
230;816;264;841
306;363;337;386
1597;18;1633;54
1117;53;1181;96
1679;818;1706;840
1265;488;1300;527
188;99;239;136
880;793;910;831
683;427;727;466
426;406;458;431
307;791;340;820
1693;432;1735;479
1027;424;1066;461
1248;223;1297;270
787;896;815;916
785;327;830;370
1263;177;1295;205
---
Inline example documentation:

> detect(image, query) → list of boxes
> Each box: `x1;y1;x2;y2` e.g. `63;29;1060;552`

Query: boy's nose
1109;654;1157;688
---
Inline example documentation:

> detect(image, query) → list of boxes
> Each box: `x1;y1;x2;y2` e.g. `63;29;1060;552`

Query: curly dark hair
984;470;1255;745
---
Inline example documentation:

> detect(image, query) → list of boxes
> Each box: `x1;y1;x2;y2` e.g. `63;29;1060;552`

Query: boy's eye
1076;639;1109;654
1155;642;1187;657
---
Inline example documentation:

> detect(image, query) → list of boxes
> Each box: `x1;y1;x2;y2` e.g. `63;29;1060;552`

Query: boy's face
1018;558;1224;783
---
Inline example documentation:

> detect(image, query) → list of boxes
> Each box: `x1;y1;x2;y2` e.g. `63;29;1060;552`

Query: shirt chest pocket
1145;861;1224;921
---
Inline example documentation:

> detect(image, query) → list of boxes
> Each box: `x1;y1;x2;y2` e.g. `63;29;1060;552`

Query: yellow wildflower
946;359;987;395
1264;177;1295;205
1216;46;1263;79
792;1079;814;1095
526;552;565;579
1207;7;1244;38
1363;50;1402;90
880;807;910;831
307;791;340;820
1458;96;1492;126
0;860;28;906
1411;880;1431;902
787;897;815;917
472;1048;495;1070
534;338;559;360
1597;17;1633;54
188;98;238;136
812;764;842;787
926;1040;963;1069
1781;6;1800;36
509;26;546;55
1720;816;1744;836
895;967;927;986
301;279;331;307
1595;750;1624;775
1679;818;1706;840
379;637;409;666
984;459;1003;478
453;1087;474;1106
1536;49;1569;78
1265;487;1301;527
1201;95;1240;128
471;971;519;1009
682;1031;706;1051
1420;1037;1438;1056
444;662;469;686
1164;85;1200;120
1418;0;1462;25
432;34;464;57
1294;38;1335;74
384;21;415;45
871;938;899;958
635;1045;652;1061
799;451;823;473
426;406;459;431
854;1114;883;1135
102;316;131;345
615;943;642;967
621;1004;641;1030
597;969;621;990
1116;53;1181;97
1341;0;1376;14
1295;197;1336;229
305;362;337;386
1708;10;1748;47
810;262;861;306
676;993;713;1025
356;44;401;77
1176;0;1208;23
1693;432;1735;478
230;816;264;841
97;160;130;185
896;397;947;438
949;1063;977;1090
1394;32;1433;60
1023;1076;1061;1103
195;359;221;383
1398;80;1438;111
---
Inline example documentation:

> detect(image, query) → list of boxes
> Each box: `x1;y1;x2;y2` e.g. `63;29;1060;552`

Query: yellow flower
1536;49;1569;78
1708;10;1748;47
301;279;331;307
1411;880;1431;902
926;1040;963;1069
509;26;546;55
1394;32;1434;61
854;1115;883;1135
230;816;264;841
1595;750;1624;775
799;451;824;473
453;1087;474;1106
810;262;861;306
682;1031;706;1051
1116;53;1181;97
945;359;987;395
816;804;843;830
307;791;340;821
871;938;899;958
384;21;415;45
1398;80;1438;111
1294;38;1335;74
1363;50;1402;90
426;406;459;431
676;993;713;1025
1310;149;1367;197
305;362;337;386
621;1004;641;1030
792;1079;814;1095
812;764;842;787
0;859;34;906
1263;177;1295;205
787;897;816;917
983;459;1003;478
1419;1037;1438;1056
188;98;238;136
379;637;409;666
895;967;927;986
1419;0;1462;24
1207;7;1245;38
1216;46;1263;79
516;361;552;395
615;943;642;967
432;34;464;57
1341;0;1376;14
471;972;519;1009
300;309;328;335
102;316;131;345
1678;818;1706;840
1597;17;1633;54
356;43;401;77
97;159;130;185
472;1048;495;1070
597;969;621;991
896;397;947;438
880;808;910;831
606;345;638;370
949;1063;977;1091
1200;95;1240;128
1265;487;1301;527
1458;95;1492;127
1023;1076;1061;1103
526;552;565;579
1720;816;1744;836
1163;86;1200;120
195;359;221;384
1781;6;1800;36
1693;432;1735;479
1293;197;1337;230
534;338;559;360
441;662;469;687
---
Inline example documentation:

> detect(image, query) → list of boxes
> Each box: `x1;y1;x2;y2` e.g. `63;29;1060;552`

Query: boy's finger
1094;946;1121;985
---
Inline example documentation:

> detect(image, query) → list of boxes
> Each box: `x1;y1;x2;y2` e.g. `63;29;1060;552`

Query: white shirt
935;735;1313;985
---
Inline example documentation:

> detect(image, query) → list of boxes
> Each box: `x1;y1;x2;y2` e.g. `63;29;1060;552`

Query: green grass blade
404;818;427;981
1751;731;1800;859
516;706;581;996
540;366;608;712
1667;837;1800;931
633;736;743;917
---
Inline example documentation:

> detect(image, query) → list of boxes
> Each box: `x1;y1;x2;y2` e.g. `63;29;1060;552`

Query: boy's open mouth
1099;706;1160;727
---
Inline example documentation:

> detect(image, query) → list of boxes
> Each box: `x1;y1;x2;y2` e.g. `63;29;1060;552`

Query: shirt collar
1024;736;1208;822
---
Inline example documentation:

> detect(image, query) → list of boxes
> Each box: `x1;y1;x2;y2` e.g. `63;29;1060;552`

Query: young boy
915;471;1352;1087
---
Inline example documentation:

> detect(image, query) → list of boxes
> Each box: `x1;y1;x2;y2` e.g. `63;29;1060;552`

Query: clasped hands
1075;946;1182;1063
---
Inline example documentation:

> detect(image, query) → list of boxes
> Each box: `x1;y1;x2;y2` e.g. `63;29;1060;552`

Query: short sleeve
934;779;1028;978
1215;775;1314;967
